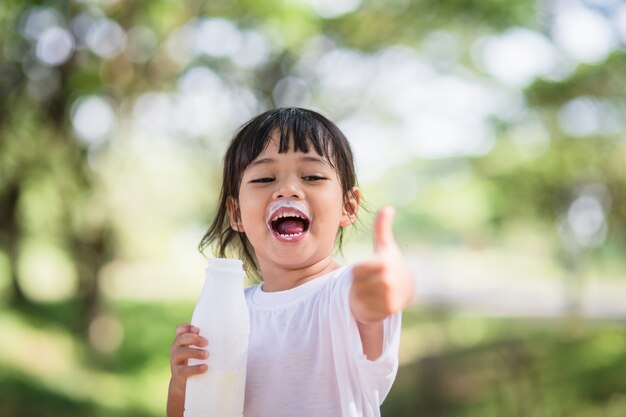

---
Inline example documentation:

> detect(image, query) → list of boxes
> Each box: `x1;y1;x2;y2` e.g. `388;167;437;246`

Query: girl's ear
226;197;244;232
340;187;361;227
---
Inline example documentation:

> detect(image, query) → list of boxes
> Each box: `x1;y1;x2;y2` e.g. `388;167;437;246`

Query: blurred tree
0;1;113;334
0;0;624;374
2;0;626;415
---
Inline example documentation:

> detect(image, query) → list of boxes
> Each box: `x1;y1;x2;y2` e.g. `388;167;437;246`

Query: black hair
199;108;359;281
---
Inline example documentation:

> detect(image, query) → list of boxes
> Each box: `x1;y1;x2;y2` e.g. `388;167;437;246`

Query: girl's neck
258;257;341;292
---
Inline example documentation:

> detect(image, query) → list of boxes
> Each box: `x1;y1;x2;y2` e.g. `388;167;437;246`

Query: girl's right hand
169;323;209;393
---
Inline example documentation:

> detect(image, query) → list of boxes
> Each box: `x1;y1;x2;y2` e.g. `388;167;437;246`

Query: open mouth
266;201;311;242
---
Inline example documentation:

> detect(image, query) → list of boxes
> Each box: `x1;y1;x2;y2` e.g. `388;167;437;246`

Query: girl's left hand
350;206;415;323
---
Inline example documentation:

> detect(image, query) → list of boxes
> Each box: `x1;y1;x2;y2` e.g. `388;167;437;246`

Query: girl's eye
303;175;326;182
250;177;274;183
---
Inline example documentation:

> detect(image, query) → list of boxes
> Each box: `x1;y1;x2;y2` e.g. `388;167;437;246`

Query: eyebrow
248;155;331;168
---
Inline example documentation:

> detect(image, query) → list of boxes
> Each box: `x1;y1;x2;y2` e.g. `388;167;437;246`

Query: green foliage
95;301;193;373
1;0;625;415
384;312;626;417
0;372;97;417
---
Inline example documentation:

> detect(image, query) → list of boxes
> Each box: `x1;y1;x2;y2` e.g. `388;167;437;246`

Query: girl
168;108;415;417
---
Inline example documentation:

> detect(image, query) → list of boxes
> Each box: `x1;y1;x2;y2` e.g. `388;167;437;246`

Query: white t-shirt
243;265;402;417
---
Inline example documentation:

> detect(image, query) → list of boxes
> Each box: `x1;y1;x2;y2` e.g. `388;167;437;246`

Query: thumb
374;206;397;253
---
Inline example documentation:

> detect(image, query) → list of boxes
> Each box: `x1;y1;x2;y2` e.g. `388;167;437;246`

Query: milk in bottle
184;258;249;417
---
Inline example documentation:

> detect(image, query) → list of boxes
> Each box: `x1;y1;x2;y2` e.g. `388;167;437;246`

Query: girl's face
229;136;359;275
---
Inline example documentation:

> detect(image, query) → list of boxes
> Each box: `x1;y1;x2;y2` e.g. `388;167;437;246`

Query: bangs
243;108;335;168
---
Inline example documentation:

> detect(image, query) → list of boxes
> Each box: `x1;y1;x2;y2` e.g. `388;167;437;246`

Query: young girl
167;108;415;417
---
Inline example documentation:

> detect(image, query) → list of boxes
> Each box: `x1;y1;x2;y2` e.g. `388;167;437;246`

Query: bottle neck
203;267;244;292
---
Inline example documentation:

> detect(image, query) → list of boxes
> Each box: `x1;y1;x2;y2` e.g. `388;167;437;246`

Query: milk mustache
184;258;250;417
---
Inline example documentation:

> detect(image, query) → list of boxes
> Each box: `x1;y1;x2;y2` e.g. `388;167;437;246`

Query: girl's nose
273;178;303;199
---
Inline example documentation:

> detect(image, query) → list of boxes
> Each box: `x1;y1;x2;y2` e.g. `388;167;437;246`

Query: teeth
271;211;305;222
278;232;303;240
265;200;312;227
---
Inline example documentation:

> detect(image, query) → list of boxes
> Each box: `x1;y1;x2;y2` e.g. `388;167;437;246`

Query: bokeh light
35;26;75;66
88;314;124;353
560;184;612;250
558;96;622;137
86;17;126;58
305;0;362;18
2;1;626;416
193;18;242;58
71;95;116;147
16;242;78;303
552;2;617;63
477;28;560;87
124;26;158;63
20;7;64;42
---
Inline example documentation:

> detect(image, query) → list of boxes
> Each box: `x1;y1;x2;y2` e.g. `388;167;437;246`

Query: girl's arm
349;207;415;360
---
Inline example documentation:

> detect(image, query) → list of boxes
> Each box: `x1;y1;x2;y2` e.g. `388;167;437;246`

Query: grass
1;302;625;417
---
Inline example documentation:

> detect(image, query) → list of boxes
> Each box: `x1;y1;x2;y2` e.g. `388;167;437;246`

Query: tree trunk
0;181;28;307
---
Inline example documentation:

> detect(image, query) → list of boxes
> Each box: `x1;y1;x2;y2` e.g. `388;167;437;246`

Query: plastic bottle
184;258;249;417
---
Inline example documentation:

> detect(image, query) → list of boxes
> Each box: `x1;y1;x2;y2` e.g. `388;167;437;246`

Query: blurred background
1;0;625;415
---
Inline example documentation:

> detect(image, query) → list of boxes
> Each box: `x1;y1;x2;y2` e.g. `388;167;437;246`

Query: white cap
207;258;244;273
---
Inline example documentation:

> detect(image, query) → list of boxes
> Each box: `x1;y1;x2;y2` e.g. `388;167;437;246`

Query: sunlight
71;95;117;147
559;183;612;251
3;1;626;415
193;18;242;58
20;7;64;42
86;17;126;58
17;241;78;303
615;3;626;42
231;30;271;68
305;0;362;18
552;3;617;63
35;26;75;66
478;28;560;87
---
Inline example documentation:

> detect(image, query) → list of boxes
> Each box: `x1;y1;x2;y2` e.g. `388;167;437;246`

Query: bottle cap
207;258;243;272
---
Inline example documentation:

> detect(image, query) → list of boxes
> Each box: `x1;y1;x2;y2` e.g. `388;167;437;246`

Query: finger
374;206;397;253
182;333;208;346
172;346;209;365
175;324;200;336
172;333;208;350
174;363;208;380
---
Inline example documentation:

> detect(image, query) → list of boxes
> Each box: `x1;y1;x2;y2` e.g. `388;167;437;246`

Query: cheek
314;190;346;225
236;196;261;226
240;206;260;228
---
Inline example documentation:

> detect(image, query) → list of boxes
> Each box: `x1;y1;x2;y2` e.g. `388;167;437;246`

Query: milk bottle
184;258;249;417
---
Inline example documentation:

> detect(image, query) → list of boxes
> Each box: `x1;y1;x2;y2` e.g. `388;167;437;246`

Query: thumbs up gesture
350;206;415;324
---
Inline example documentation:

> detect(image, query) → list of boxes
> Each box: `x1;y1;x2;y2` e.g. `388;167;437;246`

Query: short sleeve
328;266;402;409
